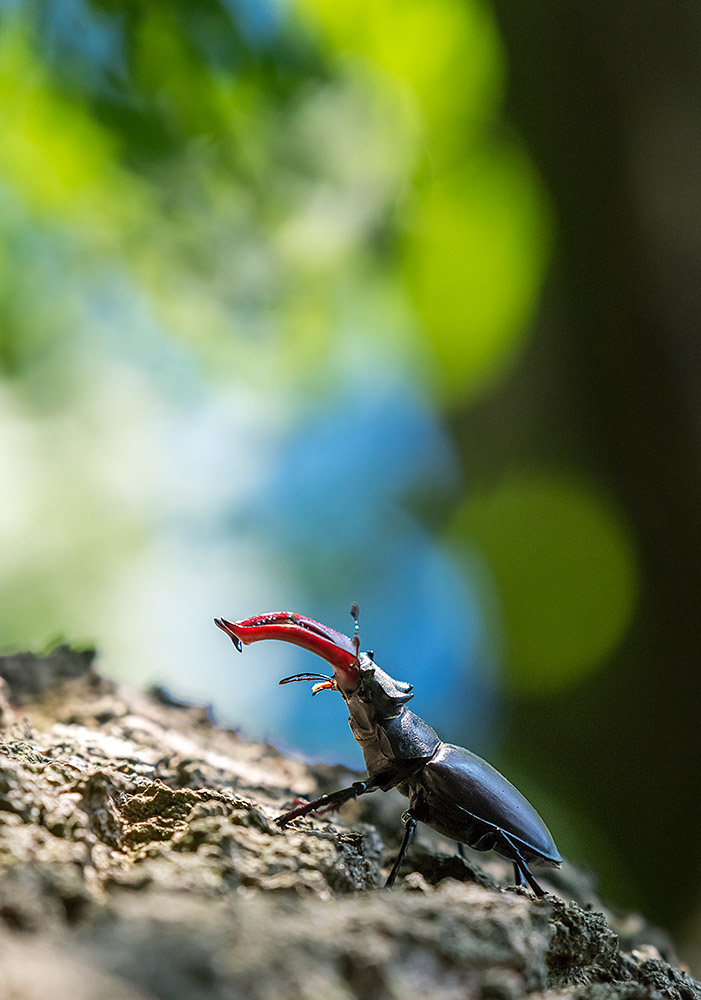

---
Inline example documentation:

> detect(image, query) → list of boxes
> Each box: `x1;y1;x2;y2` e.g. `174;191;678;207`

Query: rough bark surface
0;646;697;1000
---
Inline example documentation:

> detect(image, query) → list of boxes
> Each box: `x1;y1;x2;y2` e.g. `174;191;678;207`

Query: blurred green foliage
1;0;673;946
0;0;578;650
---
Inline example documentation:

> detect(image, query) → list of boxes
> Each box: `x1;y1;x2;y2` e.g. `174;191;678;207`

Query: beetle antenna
349;602;361;664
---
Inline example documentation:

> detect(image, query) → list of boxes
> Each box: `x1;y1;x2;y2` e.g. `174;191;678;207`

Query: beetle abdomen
411;743;561;865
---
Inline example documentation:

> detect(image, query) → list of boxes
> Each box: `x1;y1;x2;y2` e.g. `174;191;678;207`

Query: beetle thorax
338;655;420;779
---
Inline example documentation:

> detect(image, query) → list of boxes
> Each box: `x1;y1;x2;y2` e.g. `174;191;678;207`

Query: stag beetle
215;606;561;895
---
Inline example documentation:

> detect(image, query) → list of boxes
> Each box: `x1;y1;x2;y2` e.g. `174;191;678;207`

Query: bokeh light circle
451;473;640;692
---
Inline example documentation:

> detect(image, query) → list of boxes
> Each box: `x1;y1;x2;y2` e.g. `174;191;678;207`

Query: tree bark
0;646;696;1000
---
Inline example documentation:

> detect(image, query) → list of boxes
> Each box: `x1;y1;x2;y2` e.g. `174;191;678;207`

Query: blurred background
0;0;699;968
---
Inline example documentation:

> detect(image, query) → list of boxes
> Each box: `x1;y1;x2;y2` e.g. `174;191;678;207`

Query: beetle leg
513;864;527;888
276;780;378;826
458;841;536;893
498;830;547;897
385;809;418;889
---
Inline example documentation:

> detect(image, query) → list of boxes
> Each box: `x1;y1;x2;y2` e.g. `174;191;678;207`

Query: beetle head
349;653;414;719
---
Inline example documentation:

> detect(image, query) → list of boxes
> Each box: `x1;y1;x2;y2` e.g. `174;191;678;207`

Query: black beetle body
407;744;560;866
215;612;562;895
333;650;560;892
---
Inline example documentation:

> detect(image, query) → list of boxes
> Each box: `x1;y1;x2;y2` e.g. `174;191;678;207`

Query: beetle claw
214;619;242;651
215;612;361;692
